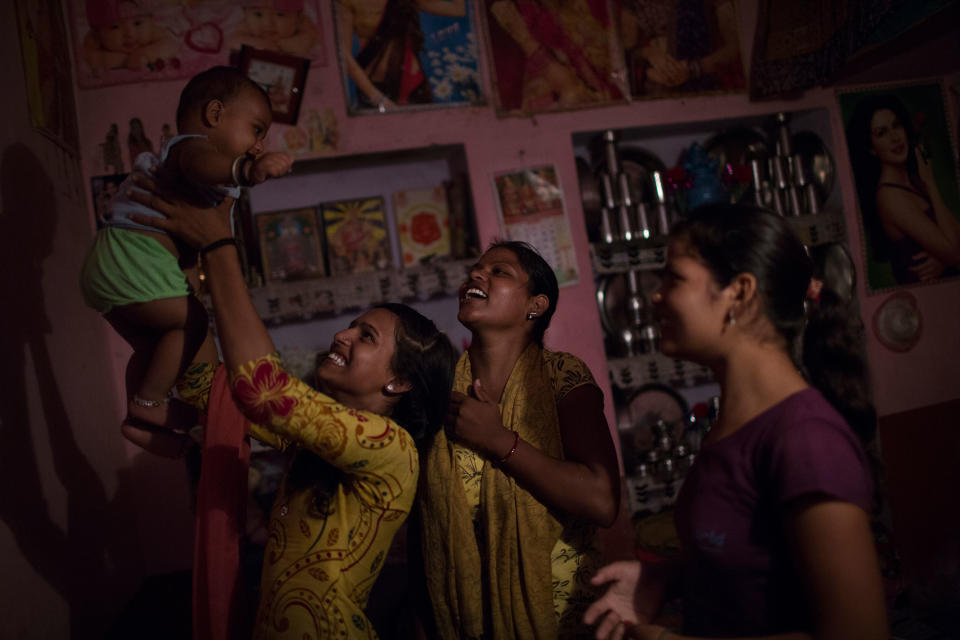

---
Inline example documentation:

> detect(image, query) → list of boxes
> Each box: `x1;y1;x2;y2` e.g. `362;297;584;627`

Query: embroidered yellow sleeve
545;350;598;401
227;354;419;499
177;360;216;412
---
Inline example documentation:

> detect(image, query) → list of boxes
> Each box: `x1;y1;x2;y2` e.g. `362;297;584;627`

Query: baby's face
210;87;273;158
129;14;158;46
274;10;301;38
242;7;278;38
95;20;135;52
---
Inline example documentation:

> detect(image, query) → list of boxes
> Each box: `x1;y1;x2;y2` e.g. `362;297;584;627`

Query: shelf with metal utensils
202;258;474;328
590;208;845;278
607;353;713;390
784;209;846;247
590;240;667;275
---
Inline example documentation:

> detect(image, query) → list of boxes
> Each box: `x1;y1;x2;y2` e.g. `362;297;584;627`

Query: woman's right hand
915;146;938;195
126;172;235;248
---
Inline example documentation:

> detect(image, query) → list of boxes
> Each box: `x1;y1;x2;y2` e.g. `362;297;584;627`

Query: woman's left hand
446;380;513;459
126;172;235;248
909;251;946;281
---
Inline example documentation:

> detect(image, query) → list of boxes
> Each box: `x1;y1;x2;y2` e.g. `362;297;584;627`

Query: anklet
132;394;171;408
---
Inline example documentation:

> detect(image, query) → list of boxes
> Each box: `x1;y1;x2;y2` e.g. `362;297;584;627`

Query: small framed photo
320;197;392;276
90;173;128;226
256;207;326;284
238;46;310;125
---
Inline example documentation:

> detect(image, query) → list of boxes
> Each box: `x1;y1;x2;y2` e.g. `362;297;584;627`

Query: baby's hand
248;152;294;185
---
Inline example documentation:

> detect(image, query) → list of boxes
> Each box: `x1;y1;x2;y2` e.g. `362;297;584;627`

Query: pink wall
4;0;958;636
77;31;960;424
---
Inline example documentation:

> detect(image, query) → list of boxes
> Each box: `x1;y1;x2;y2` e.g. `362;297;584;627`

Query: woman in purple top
584;204;887;639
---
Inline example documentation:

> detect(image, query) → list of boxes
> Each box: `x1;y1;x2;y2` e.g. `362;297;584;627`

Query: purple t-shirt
673;388;873;636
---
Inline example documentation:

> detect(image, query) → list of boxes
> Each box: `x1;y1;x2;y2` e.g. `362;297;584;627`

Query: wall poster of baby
67;0;327;89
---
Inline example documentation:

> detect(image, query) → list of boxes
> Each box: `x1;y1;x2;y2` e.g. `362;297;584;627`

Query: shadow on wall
0;143;191;637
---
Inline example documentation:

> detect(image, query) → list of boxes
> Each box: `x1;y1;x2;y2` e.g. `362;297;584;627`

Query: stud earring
386;383;395;393
526;313;537;320
727;309;736;326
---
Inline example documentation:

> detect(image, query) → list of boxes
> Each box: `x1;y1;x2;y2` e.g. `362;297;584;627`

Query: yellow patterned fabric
180;355;418;640
420;344;603;639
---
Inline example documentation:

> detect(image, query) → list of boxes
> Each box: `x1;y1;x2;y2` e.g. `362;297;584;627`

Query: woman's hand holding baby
127;173;235;249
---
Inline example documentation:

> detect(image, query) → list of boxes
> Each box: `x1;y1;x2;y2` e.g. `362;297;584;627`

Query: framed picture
320;197;391;276
492;165;579;286
619;0;746;100
479;0;627;116
238;45;310;124
256;207;326;284
333;0;484;115
393;186;451;266
90;173;128;226
837;79;960;293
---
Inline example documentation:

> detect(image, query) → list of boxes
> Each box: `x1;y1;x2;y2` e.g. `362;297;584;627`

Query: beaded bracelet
497;431;520;464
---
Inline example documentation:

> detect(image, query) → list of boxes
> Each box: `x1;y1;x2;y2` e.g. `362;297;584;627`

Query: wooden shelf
205;258;474;327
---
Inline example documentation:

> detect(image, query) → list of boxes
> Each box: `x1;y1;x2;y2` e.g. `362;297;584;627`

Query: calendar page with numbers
491;164;579;287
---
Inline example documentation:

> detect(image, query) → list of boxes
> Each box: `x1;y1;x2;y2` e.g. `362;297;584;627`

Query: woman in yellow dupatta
417;241;621;639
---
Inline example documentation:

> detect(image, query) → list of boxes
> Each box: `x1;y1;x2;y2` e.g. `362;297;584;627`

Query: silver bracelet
231;154;252;188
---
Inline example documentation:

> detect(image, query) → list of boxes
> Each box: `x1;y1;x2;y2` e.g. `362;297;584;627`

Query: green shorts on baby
79;226;191;314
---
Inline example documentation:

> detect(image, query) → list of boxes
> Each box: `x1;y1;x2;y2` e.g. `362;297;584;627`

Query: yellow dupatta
419;343;564;639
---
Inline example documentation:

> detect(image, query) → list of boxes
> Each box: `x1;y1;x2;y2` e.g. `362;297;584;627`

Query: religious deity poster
393;186;451;266
67;0;327;89
492;164;579;286
320;196;392;277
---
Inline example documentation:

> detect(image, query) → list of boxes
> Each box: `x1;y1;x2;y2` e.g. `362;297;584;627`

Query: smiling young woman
584;204;888;640
124;176;457;640
416;240;621;639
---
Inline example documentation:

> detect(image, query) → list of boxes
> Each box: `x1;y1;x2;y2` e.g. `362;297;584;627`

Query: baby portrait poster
838;79;960;293
68;0;327;89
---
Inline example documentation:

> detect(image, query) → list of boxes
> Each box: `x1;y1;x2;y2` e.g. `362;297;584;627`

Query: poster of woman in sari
67;0;326;89
618;0;746;99
334;0;483;114
481;0;627;116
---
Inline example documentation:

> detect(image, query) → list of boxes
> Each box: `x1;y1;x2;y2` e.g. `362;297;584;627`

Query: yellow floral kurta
452;349;603;636
182;355;418;640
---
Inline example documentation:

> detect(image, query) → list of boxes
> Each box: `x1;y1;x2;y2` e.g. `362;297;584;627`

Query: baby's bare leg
107;294;213;433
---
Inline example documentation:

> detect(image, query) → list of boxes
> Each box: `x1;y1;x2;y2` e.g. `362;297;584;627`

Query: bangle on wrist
231;155;253;188
199;237;237;259
497;431;520;464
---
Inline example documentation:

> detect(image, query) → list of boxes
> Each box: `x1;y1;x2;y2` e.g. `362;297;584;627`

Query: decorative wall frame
238;45;310;125
837;78;960;293
256;206;326;284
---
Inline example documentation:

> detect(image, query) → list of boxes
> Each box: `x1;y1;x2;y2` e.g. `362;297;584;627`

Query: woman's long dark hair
488;240;559;345
287;304;455;512
845;93;922;261
672;203;877;445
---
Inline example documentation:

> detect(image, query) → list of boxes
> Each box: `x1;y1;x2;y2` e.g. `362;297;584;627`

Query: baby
80;65;293;456
83;0;177;73
228;0;318;57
